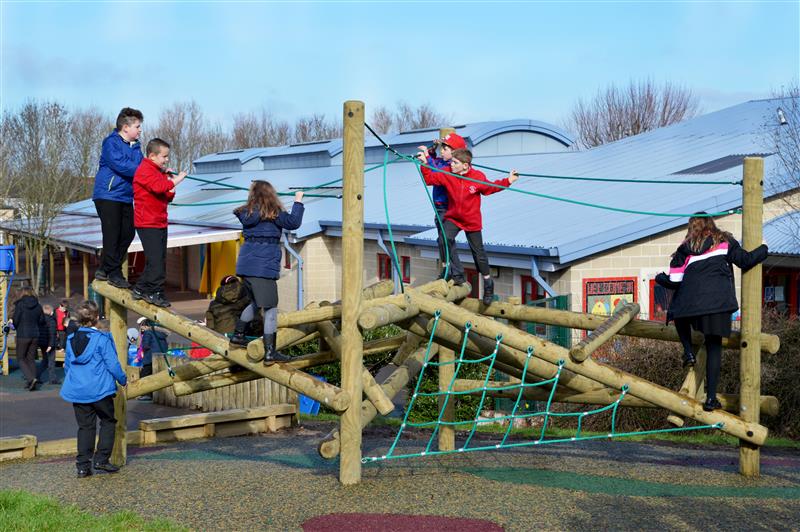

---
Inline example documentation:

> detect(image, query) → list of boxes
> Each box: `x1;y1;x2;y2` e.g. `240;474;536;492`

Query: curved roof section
764;211;800;256
194;119;574;167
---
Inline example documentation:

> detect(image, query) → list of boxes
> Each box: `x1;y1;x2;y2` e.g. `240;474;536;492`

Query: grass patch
0;489;186;532
298;414;800;448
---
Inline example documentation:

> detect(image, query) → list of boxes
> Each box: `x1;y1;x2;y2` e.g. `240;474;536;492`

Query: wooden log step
0;435;37;461
138;404;296;445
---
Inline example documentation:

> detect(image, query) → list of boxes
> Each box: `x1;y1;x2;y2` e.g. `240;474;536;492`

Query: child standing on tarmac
417;132;467;279
132;138;187;308
93;107;144;289
230;181;304;364
417;148;518;305
60;300;127;477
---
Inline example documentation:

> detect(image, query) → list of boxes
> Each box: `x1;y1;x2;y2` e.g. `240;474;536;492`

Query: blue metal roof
63;99;797;262
764;211;800;256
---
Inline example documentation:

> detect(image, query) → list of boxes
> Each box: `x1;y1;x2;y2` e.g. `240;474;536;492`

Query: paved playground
1;421;798;531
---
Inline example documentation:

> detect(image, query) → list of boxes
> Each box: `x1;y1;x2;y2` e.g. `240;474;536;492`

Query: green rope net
363;311;723;463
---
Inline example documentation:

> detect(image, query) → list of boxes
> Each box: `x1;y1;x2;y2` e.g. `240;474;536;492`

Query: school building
2;98;799;328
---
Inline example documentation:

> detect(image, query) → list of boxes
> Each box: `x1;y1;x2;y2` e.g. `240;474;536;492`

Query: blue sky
2;1;798;129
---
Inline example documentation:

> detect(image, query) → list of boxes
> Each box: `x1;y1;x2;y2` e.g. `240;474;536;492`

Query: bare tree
393;102;451;132
150;101;207;172
231;108;291;148
567;80;701;149
4;101;86;292
369;105;395;134
292;113;342;143
200;121;232;155
766;81;800;242
69;106;112;198
0;112;20;204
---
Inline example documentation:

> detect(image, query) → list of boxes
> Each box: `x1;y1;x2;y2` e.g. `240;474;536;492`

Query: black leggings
704;334;723;402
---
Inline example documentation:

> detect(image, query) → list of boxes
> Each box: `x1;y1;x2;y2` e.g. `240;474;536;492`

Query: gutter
282;233;304;310
531;256;558;297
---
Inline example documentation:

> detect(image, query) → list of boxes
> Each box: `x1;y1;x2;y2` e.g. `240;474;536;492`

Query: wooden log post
438;345;456;451
459;298;779;354
340;99;365;485
667;345;707;427
569;302;640;362
64;248;70;298
506;295;524;330
409;290;768;445
109;300;128;466
319;343;438;460
82;253;89;300
316;320;394;415
740;156;764;477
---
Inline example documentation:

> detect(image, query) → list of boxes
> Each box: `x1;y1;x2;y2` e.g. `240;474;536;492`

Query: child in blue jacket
230;181;304;364
92;107;144;289
60;300;127;477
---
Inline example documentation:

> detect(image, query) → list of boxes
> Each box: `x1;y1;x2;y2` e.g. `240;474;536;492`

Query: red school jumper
133;159;175;228
421;165;510;232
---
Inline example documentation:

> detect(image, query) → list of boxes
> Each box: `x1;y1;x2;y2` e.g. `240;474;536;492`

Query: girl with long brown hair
656;213;767;411
230;181;305;364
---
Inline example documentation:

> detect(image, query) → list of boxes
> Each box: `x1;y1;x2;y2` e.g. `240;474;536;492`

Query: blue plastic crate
298;375;326;415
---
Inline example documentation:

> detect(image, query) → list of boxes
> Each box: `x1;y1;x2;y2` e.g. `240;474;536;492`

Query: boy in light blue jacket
60;300;127;477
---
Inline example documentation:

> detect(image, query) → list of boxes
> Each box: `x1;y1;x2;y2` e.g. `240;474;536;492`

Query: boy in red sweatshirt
132;138;186;307
417;148;518;305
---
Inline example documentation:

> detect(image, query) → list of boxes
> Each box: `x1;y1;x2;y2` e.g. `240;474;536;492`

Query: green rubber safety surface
464;466;800;499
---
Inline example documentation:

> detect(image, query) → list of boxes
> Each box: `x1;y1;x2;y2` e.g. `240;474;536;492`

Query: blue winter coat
141;329;168;365
426;155;450;208
235;202;304;279
60;327;127;404
92;131;143;204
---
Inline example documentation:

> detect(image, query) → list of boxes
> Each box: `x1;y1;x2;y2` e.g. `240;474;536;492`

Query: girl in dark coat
656;215;767;412
229;181;304;364
10;287;45;390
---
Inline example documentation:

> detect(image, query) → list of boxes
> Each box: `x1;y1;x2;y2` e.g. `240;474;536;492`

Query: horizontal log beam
172;335;405;397
460;298;780;354
452;379;779;416
93;281;350;411
358;300;420;331
410;290;768;446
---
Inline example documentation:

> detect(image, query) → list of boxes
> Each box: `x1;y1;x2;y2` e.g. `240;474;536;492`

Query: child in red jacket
132;138;186;307
417;148;518;305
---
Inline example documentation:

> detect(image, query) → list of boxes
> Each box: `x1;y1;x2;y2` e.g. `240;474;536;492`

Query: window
377;253;392;280
284;249;291;270
583;277;638;316
465;268;480;298
521;275;546;304
401;256;411;283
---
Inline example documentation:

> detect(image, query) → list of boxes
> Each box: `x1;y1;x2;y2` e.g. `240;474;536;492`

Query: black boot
262;333;289;365
230;320;249;346
482;277;495;305
682;351;696;368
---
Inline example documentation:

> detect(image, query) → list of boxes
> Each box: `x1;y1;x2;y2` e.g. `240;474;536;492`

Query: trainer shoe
94;462;120;474
94;270;108;281
77;468;93;478
108;275;131;289
147;292;171;308
702;397;722;412
131;287;148;301
482;277;495;305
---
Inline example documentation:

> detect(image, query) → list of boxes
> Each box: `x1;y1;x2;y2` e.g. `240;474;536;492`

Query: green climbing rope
362;124;742;219
364;315;723;463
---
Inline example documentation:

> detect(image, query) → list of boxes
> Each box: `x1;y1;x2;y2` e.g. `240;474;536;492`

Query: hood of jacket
16;295;39;310
69;329;95;365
